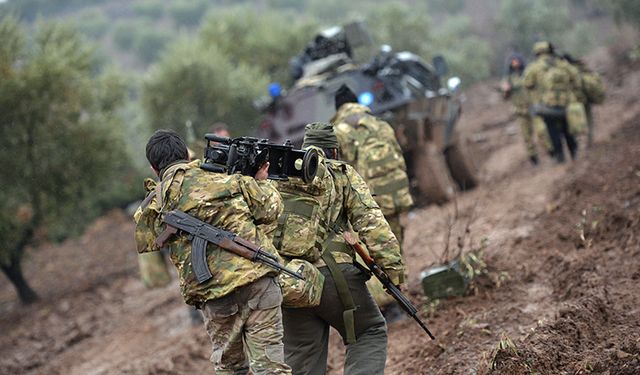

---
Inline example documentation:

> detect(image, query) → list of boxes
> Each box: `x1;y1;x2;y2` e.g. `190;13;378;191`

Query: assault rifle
343;231;436;340
156;210;305;284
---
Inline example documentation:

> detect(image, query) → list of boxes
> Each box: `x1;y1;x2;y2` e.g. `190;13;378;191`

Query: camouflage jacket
134;160;283;306
274;148;403;275
523;53;580;108
331;103;413;216
323;157;403;274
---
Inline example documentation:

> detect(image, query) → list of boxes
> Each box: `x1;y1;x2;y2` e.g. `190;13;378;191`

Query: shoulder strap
321;250;357;344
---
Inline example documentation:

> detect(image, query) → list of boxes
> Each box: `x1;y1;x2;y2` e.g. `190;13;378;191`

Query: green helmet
533;41;553;55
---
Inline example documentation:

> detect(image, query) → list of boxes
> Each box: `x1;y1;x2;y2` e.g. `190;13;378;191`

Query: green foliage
496;0;572;54
132;26;172;64
0;16;137;265
73;8;109;39
599;0;640;29
427;0;466;14
168;0;208;28
112;20;138;51
199;7;317;83
112;20;173;64
133;0;165;19
0;0;106;21
142;38;269;141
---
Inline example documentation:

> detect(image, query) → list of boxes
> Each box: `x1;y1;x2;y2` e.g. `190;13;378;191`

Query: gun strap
321;250;357;345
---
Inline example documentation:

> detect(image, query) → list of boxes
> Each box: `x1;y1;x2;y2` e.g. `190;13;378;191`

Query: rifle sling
321;249;357;345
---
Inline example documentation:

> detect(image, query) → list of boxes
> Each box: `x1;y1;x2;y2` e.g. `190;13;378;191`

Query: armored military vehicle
256;22;478;203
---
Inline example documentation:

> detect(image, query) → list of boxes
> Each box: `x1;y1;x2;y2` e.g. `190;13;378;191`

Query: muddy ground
1;51;639;374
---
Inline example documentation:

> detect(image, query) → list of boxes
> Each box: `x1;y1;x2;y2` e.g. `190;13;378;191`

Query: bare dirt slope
0;53;639;375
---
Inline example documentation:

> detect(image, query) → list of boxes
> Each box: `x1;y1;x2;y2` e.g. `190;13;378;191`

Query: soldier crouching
134;129;291;374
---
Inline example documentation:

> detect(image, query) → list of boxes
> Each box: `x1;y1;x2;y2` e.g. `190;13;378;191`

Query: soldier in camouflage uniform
501;53;551;165
135;130;291;375
330;85;413;248
523;41;581;163
279;123;404;375
330;85;412;314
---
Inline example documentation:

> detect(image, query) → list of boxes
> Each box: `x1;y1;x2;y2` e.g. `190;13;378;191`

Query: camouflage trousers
201;276;291;375
518;114;552;157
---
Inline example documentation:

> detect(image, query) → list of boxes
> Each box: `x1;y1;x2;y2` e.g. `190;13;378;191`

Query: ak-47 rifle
343;231;435;340
156;210;305;284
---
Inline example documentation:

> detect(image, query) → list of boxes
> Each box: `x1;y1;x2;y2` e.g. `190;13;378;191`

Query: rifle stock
343;231;436;340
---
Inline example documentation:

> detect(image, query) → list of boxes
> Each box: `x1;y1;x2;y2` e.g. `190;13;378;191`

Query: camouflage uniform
135;160;291;375
279;124;404;374
503;70;550;160
331;103;413;247
332;103;411;308
523;44;581;162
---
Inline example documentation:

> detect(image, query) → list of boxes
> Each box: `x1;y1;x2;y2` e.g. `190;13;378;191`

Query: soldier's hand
254;162;270;181
385;269;405;287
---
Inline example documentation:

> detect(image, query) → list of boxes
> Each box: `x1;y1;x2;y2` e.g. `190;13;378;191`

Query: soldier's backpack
273;159;333;263
541;57;573;106
346;117;413;216
582;71;605;105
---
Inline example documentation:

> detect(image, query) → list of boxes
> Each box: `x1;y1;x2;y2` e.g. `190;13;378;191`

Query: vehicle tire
444;134;479;190
412;142;456;204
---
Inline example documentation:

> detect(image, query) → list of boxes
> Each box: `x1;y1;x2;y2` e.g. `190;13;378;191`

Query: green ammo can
420;259;469;300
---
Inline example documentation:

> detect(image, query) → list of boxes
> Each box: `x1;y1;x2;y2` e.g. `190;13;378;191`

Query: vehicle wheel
445;134;479;190
412;142;456;204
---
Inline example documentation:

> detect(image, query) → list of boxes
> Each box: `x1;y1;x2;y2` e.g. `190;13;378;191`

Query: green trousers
282;263;388;375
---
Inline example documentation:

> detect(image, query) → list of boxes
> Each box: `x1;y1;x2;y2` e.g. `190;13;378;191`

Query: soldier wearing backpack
275;122;404;374
523;41;582;163
563;54;606;147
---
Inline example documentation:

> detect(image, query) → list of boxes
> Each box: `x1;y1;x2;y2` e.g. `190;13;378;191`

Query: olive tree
0;17;130;303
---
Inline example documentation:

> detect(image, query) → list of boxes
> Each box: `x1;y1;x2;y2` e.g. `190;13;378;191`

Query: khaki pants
202;277;291;375
283;263;387;375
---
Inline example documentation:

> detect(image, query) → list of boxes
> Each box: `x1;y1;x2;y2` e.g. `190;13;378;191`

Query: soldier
523;41;581;163
330;85;412;318
135;129;291;375
330;85;412;248
501;53;549;165
278;123;404;374
563;54;606;147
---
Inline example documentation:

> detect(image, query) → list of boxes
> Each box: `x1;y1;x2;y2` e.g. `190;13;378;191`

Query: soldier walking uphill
501;53;548;165
523;41;581;163
275;123;404;374
134;130;291;375
330;85;412;316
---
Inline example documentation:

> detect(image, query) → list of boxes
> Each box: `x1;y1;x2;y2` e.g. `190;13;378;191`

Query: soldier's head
334;84;358;111
532;41;554;56
146;129;189;175
210;122;230;138
302;122;339;159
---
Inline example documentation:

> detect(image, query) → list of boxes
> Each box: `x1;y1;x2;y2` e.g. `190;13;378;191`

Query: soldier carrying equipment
156;210;304;283
343;231;435;340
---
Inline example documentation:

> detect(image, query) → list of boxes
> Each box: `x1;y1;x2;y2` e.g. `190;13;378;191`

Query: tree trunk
1;261;38;304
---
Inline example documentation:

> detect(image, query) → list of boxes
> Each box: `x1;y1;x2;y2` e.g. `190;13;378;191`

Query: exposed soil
1;51;639;375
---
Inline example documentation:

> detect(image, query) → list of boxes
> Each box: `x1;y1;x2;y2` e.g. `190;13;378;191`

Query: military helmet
533;41;554;55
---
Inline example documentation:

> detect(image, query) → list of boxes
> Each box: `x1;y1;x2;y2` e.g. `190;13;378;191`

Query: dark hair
145;129;189;172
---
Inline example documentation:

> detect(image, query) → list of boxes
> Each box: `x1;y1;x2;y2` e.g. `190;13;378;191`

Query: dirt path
0;56;638;375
